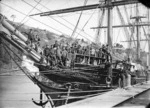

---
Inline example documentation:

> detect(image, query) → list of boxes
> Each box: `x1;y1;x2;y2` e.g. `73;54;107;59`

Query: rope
46;95;55;108
22;0;94;42
74;1;105;39
0;2;66;34
1;36;41;65
2;42;35;83
117;3;136;47
1;40;55;107
139;19;149;51
0;72;117;78
33;0;94;39
115;28;121;44
116;6;130;46
71;0;88;38
3;89;112;95
123;5;131;25
95;8;105;43
2;89;112;95
2;42;22;61
0;31;46;66
22;0;72;33
0;92;107;102
13;0;42;33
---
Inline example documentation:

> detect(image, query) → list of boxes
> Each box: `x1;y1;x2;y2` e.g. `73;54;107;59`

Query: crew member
61;46;68;66
28;29;34;45
101;45;106;63
56;45;63;67
118;64;126;88
43;45;50;63
70;46;76;69
49;45;56;67
53;40;59;48
145;66;149;82
97;48;102;64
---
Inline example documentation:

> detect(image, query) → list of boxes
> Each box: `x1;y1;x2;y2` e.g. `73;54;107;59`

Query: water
0;74;42;108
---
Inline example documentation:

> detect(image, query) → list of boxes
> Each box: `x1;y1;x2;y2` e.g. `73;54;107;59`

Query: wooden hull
34;74;112;106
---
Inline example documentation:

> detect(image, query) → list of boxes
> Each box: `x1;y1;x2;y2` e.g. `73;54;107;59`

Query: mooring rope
0;91;106;102
2;88;113;95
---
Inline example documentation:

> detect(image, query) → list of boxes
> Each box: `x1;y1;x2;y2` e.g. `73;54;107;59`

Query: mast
107;0;113;48
105;0;113;79
131;3;145;62
148;8;150;68
148;34;150;68
136;3;140;61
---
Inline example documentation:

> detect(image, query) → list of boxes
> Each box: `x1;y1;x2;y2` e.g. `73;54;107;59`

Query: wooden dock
57;81;150;108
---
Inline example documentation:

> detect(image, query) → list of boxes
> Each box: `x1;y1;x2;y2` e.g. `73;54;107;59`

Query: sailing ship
0;0;150;107
0;17;116;107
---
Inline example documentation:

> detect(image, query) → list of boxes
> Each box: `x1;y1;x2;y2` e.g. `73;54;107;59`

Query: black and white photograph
0;0;150;108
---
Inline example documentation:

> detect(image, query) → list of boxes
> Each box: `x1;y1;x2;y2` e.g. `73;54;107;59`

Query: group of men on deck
40;40;112;69
23;28;112;69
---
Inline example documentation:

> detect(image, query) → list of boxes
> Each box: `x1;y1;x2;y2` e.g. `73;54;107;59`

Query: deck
57;81;150;108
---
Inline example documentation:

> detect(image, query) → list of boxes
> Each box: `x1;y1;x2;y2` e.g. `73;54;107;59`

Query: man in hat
43;45;50;64
28;29;35;45
61;46;68;66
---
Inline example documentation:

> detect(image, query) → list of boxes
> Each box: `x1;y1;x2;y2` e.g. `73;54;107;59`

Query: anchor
32;89;48;107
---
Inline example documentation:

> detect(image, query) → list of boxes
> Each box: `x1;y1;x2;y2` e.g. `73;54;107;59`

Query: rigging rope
0;91;110;102
74;1;104;39
3;89;112;95
124;5;131;25
116;5;137;49
71;0;88;38
148;8;150;53
33;0;94;40
0;2;67;34
15;0;42;31
123;5;135;48
139;19;148;51
124;2;137;47
95;8;105;43
115;28;121;44
1;38;55;107
22;0;94;42
116;6;130;47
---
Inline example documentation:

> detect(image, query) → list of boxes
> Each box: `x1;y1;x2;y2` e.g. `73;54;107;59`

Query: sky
0;0;150;52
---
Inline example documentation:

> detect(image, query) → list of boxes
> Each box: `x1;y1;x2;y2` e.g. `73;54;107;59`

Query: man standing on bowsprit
28;29;35;45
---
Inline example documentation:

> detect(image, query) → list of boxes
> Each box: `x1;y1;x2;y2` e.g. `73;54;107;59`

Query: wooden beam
121;39;150;42
30;0;138;16
91;23;150;29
